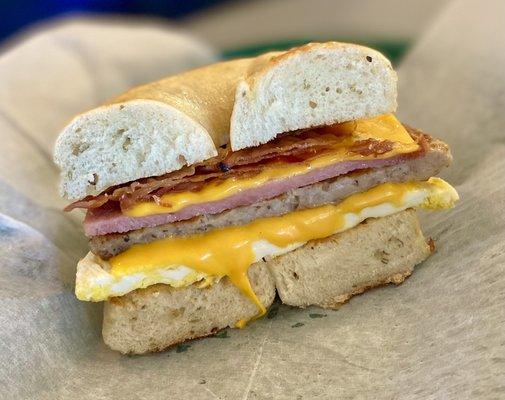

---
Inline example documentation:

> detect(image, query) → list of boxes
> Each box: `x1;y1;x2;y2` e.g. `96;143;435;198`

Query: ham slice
83;153;419;236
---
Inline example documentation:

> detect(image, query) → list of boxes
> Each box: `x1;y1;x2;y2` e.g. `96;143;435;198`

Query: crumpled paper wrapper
1;2;504;398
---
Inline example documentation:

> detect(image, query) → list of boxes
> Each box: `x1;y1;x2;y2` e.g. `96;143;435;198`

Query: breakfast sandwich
54;42;458;354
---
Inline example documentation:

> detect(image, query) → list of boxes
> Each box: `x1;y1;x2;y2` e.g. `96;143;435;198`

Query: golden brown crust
108;58;252;148
242;42;388;88
320;269;414;309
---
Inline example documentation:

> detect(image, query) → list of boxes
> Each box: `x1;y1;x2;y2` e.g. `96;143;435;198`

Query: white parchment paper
1;2;504;398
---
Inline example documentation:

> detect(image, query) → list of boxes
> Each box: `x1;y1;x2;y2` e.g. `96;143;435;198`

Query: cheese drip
125;114;420;217
109;178;458;325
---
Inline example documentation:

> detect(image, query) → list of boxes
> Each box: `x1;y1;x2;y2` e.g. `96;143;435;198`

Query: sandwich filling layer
77;178;458;324
90;129;450;259
72;114;426;236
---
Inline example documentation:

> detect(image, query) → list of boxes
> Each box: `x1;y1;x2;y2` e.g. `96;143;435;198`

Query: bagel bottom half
102;209;431;354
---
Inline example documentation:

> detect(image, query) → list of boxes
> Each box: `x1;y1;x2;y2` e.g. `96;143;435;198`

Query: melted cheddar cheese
124;114;420;217
77;178;458;328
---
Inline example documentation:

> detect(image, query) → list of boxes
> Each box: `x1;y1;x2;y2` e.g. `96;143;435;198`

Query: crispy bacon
64;165;197;211
221;130;345;167
348;139;395;156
